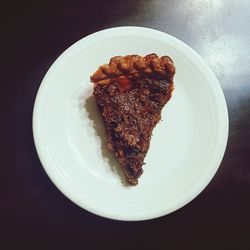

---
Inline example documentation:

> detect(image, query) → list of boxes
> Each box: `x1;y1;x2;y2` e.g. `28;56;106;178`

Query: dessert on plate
91;54;175;185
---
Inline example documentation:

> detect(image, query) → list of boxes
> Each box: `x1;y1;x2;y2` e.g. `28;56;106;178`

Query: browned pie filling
91;54;175;185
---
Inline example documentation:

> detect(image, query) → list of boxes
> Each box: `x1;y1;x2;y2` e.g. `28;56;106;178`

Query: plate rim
33;26;229;221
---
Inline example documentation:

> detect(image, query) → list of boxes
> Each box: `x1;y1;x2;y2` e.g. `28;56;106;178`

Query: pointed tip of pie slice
91;54;175;185
123;167;143;186
127;178;138;186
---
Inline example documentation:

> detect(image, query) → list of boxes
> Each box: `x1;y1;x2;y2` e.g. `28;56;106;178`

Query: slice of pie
91;54;175;185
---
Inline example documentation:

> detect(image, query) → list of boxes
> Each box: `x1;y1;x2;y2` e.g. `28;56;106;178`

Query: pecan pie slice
91;54;175;185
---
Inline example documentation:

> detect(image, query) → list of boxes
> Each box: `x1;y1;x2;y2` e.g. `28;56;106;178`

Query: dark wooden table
2;0;250;249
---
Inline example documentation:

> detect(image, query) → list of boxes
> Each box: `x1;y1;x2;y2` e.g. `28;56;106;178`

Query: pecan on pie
91;54;175;185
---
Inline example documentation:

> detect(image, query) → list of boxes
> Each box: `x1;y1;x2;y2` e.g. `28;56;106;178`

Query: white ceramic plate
33;27;228;221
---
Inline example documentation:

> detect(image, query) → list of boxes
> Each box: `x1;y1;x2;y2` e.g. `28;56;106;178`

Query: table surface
2;0;250;249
